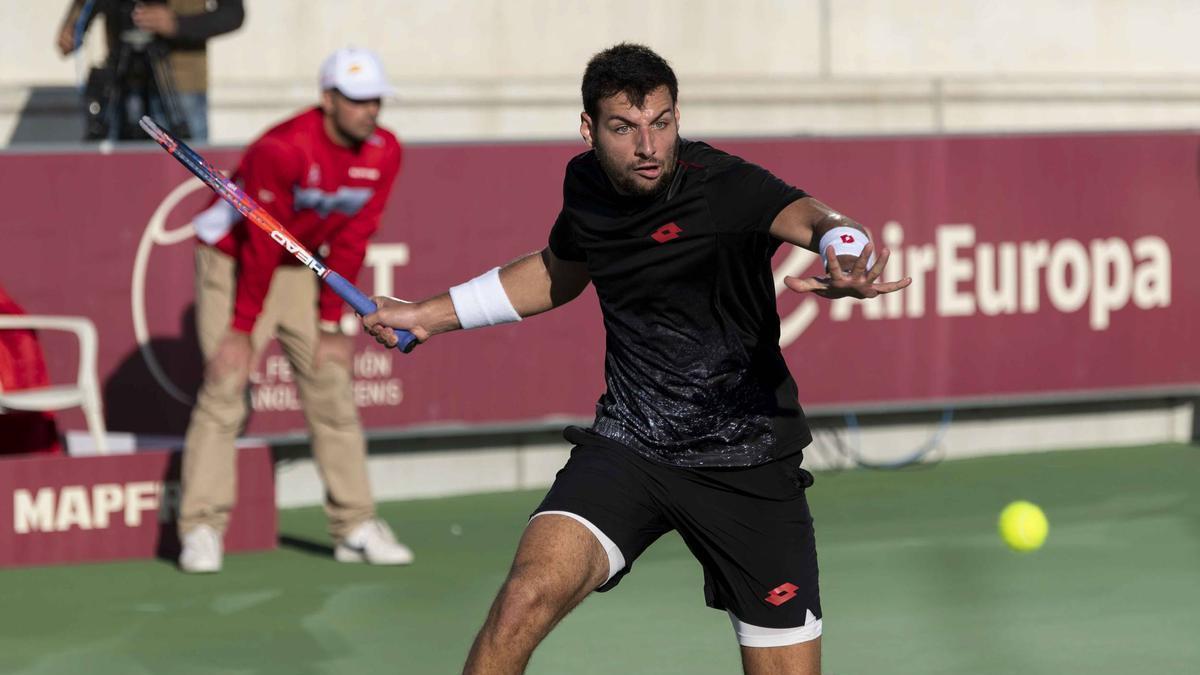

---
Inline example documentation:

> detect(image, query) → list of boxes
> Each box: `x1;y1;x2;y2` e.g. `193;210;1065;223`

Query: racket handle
325;271;418;353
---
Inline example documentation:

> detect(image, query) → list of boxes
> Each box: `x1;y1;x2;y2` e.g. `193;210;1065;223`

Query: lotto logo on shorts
840;233;855;243
764;582;799;606
651;222;682;243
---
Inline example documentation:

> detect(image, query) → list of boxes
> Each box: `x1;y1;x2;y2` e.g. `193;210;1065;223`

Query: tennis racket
139;115;417;353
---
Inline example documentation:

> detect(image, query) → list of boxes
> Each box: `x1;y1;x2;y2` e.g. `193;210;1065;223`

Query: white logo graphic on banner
12;482;177;533
774;222;1172;347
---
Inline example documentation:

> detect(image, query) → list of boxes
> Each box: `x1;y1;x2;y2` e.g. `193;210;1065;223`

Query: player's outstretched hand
362;296;428;349
784;243;912;299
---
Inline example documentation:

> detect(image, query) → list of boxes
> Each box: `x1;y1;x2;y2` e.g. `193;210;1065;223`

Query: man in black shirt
364;44;910;675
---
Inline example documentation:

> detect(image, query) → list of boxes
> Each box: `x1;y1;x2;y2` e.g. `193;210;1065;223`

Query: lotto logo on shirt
651;222;683;243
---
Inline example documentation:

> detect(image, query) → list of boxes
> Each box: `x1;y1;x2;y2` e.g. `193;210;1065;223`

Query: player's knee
493;572;570;631
489;587;546;639
499;575;553;614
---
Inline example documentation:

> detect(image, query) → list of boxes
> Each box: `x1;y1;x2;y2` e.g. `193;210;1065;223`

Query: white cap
319;48;395;100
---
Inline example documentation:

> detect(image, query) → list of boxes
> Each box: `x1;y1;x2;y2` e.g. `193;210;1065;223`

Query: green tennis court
3;442;1197;674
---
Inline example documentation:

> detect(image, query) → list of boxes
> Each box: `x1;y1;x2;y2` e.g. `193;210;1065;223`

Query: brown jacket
165;0;242;93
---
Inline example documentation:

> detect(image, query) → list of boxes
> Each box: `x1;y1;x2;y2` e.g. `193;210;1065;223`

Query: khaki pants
178;246;375;540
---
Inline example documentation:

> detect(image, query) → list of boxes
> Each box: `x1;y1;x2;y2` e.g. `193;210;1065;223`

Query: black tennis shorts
533;426;821;629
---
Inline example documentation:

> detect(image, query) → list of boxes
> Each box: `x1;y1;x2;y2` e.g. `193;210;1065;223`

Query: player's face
321;90;382;146
581;85;679;198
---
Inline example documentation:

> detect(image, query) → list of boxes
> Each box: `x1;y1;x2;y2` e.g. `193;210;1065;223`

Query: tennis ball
998;501;1048;552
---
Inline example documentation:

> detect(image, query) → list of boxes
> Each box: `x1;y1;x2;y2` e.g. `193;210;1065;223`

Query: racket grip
325;271;418;353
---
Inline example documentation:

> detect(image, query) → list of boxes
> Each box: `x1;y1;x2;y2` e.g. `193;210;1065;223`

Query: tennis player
363;43;909;675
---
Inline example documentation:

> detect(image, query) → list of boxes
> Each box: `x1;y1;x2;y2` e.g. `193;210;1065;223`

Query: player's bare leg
740;638;821;675
462;514;611;675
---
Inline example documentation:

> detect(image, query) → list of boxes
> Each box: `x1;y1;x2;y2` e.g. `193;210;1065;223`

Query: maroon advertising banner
0;445;275;567
0;132;1196;439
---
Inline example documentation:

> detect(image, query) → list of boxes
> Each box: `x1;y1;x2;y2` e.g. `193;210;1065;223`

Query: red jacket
195;107;402;332
0;283;62;455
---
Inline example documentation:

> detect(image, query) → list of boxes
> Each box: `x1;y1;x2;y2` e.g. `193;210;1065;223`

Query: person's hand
209;329;254;382
132;3;179;38
56;21;76;56
784;243;912;299
362;296;428;349
313;331;354;370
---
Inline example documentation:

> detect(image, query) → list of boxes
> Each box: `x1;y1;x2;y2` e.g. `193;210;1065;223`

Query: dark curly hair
581;43;678;121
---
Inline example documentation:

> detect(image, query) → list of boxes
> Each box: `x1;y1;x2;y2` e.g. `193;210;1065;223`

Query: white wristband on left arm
817;226;875;270
448;267;522;330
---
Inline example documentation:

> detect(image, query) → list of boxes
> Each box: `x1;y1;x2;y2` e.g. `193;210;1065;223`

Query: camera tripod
84;26;192;141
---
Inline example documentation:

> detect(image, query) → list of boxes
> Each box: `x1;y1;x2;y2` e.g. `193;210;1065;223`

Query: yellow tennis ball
998;501;1048;552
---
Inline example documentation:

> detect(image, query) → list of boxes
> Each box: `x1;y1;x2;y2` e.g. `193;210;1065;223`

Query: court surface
2;442;1197;674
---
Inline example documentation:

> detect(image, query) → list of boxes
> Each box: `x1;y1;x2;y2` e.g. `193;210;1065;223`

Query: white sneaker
335;519;414;565
179;524;223;573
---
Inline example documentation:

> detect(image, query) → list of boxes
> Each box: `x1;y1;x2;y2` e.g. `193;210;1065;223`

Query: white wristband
449;267;522;329
818;226;875;270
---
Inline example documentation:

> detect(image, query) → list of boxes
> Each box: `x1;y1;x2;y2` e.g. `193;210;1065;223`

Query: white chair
0;315;107;455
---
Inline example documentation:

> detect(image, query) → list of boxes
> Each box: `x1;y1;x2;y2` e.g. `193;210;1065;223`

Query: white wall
831;1;1200;76
3;1;1199;145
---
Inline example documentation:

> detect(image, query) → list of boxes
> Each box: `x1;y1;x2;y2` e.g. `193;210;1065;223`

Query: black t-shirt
549;139;813;467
